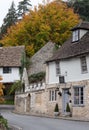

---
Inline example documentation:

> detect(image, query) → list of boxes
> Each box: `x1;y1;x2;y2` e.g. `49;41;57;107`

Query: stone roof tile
0;46;25;67
46;22;89;62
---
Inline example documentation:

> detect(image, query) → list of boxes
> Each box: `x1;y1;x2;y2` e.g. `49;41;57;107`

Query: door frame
62;88;69;115
26;93;31;112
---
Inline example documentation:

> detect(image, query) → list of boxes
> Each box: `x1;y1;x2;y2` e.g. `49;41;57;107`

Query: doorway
26;94;31;112
62;89;69;115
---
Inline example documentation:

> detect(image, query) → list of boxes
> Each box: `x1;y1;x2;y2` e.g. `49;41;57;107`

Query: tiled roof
46;22;89;62
0;46;25;67
71;21;89;31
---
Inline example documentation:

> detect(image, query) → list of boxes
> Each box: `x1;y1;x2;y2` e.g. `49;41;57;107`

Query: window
36;83;38;88
74;87;84;106
80;56;87;73
59;76;65;84
49;90;57;101
55;61;60;76
3;67;12;73
72;30;79;42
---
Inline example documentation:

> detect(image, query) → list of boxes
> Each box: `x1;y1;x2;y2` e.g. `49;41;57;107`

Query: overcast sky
0;0;44;26
0;0;66;26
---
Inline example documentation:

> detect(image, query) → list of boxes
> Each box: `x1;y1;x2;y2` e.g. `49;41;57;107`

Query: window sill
49;100;57;102
73;105;85;107
72;39;79;43
81;71;88;74
56;74;60;77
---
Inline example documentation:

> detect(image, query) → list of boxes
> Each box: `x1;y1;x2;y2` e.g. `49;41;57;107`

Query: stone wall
45;80;89;118
28;42;55;75
30;90;47;114
45;84;62;116
15;90;47;115
72;80;89;118
15;94;26;113
15;79;89;118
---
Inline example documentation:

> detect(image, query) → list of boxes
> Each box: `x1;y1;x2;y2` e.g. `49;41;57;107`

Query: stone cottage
45;21;89;118
0;46;25;95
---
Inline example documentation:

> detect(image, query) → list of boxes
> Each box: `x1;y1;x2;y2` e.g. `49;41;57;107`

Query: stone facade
30;90;47;114
71;80;89;118
15;90;47;114
15;93;27;113
15;77;89;119
15;42;55;115
45;79;89;118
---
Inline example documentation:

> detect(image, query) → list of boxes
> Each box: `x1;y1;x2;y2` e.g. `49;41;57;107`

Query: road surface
1;110;89;130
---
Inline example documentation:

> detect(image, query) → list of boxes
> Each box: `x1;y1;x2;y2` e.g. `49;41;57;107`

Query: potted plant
66;103;71;116
54;103;59;116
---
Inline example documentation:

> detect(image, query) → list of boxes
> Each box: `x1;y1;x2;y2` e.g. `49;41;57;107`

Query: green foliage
0;0;31;40
0;1;17;39
54;103;59;112
0;76;5;103
0;100;14;105
20;52;30;79
9;80;23;94
29;72;45;83
66;103;70;112
67;0;89;21
17;0;32;18
20;51;27;78
0;115;9;129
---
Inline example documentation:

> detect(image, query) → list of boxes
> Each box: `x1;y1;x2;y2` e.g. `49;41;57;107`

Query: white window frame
73;86;84;106
49;90;57;101
72;30;79;42
80;56;88;73
55;61;60;76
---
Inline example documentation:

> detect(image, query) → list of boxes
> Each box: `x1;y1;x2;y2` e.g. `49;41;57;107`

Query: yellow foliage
26;44;35;57
0;1;80;57
0;76;5;103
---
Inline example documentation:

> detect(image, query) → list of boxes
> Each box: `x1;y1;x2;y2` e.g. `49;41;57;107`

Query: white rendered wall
0;68;20;83
48;55;89;84
48;62;59;84
79;29;88;39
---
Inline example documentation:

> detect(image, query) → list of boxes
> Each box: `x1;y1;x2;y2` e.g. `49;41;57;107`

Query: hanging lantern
58;91;62;96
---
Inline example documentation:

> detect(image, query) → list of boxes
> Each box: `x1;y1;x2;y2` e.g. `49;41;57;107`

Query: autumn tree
0;0;79;57
0;76;4;103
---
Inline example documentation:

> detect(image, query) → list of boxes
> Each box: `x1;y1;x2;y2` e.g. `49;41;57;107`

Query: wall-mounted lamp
67;90;71;96
56;87;59;91
58;91;62;96
56;87;62;96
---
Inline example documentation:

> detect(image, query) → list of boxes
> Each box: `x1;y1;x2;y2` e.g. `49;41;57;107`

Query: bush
54;103;59;112
29;71;45;83
0;115;9;129
66;103;70;112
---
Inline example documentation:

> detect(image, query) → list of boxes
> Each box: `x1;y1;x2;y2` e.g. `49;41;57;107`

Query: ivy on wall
28;71;45;83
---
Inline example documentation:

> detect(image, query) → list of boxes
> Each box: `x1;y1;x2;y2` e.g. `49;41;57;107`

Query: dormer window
72;30;79;42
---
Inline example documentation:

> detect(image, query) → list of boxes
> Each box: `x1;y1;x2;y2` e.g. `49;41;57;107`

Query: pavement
13;110;89;122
